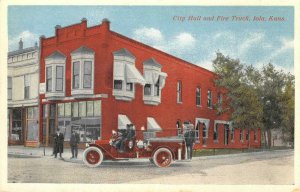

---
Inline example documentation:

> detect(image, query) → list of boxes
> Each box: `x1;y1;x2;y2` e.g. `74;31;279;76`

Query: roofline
8;46;39;57
110;31;215;76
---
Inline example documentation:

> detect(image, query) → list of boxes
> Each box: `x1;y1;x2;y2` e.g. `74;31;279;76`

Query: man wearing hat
54;128;64;159
184;124;196;160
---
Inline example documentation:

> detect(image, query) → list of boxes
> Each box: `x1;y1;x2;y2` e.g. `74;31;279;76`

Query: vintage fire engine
82;124;188;168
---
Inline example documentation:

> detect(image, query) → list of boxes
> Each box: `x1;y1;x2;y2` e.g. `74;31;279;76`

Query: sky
8;6;294;74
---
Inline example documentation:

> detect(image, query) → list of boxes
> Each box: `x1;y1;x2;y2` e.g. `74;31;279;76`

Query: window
72;102;79;117
58;103;65;117
83;61;92;88
87;101;94;117
195;121;200;139
202;123;208;138
177;81;182;103
24;75;30;99
46;67;52;92
207;90;212;108
26;107;38;141
176;120;182;136
94;100;101;116
8;77;12;100
45;51;66;99
126;83;133;91
144;84;151;95
217;92;222;104
71;46;95;97
240;129;243;141
214;123;219;140
254;129;257;141
73;61;80;89
56;66;64;91
230;127;235;140
246;129;249;141
141;58;167;105
114;80;122;90
79;102;86;117
154;79;160;96
196;87;201;106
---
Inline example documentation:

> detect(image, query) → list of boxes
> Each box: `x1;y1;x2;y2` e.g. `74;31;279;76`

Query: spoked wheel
83;147;104;168
153;148;173;168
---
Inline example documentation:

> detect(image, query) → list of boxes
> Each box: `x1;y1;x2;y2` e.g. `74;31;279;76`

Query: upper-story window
143;58;167;105
112;48;146;101
207;89;212;108
217;92;222;104
24;75;30;99
8;77;12;100
177;81;182;103
196;87;201;106
71;46;95;98
45;51;66;100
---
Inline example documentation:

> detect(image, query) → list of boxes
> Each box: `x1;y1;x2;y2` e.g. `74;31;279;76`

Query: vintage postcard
0;1;299;192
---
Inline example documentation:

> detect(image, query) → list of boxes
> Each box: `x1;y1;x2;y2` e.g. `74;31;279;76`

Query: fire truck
82;124;189;168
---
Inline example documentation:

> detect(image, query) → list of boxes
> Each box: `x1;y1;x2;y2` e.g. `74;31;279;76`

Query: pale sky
8;6;294;74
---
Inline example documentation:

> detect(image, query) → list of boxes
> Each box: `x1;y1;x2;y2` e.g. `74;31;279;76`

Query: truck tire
83;147;104;168
153;148;173;168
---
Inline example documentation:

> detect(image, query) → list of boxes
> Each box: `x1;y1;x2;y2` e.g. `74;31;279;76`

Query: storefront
41;100;101;147
8;106;39;147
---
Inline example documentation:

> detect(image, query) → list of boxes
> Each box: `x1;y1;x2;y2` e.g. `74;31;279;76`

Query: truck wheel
83;147;104;168
153;148;173;168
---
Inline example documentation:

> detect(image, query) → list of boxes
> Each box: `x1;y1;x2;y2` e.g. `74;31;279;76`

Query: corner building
39;18;261;149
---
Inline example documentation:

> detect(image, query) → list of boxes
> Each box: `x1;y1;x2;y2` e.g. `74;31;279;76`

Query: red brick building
39;18;261;149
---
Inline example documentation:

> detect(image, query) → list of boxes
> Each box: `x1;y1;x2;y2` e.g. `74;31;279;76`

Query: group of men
53;129;80;159
111;124;135;153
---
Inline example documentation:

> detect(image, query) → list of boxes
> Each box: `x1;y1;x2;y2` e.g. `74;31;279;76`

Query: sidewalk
8;145;84;163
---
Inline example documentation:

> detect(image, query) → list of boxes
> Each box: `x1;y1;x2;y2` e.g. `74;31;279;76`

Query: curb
8;153;41;158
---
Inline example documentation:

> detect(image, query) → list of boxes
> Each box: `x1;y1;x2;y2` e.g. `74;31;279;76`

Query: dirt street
8;150;293;184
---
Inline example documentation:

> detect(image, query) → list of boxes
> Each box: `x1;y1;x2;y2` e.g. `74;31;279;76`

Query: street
8;150;293;184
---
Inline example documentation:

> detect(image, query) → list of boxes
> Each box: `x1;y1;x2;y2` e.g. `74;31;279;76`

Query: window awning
159;72;167;88
147;117;162;132
125;64;146;85
113;62;125;81
118;114;132;130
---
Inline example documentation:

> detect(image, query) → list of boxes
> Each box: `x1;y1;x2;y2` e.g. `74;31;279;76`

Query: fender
87;143;117;160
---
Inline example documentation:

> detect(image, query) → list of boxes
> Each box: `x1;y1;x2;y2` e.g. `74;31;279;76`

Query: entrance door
11;108;23;144
224;124;229;145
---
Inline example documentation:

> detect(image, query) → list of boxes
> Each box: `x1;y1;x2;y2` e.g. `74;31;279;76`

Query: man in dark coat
54;128;64;158
184;124;196;160
69;130;80;159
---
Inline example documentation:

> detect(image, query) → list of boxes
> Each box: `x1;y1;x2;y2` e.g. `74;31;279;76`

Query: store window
26;107;38;141
12;109;22;141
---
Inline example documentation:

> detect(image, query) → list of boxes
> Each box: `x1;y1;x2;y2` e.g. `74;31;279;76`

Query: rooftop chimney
102;18;110;31
19;38;23;50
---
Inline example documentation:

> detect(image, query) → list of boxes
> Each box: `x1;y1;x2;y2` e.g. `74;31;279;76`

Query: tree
213;52;294;149
278;73;295;147
212;53;263;148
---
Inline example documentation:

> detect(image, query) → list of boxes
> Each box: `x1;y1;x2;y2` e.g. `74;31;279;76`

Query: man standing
69;130;80;159
184;124;196;160
54;128;64;159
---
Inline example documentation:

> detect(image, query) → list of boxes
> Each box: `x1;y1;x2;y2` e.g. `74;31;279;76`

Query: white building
7;39;40;147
